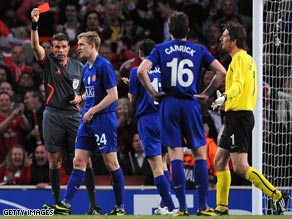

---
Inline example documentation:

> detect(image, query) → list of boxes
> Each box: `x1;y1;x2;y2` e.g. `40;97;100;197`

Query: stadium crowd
0;0;253;187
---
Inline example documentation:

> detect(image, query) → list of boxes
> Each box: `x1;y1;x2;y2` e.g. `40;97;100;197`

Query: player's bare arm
83;86;118;123
30;8;45;61
201;59;226;97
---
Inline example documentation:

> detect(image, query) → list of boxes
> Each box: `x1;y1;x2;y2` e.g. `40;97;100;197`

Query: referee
30;7;102;215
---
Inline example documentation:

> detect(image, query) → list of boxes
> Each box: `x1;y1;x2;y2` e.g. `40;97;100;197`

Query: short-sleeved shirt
81;55;117;115
76;55;117;153
129;65;161;118
147;39;215;99
129;65;163;156
146;40;214;148
39;55;83;111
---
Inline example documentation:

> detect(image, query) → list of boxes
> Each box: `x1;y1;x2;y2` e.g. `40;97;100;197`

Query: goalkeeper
209;21;290;215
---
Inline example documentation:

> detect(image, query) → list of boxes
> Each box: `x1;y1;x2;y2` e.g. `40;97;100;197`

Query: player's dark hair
51;33;70;43
223;21;247;49
139;39;156;56
169;12;189;39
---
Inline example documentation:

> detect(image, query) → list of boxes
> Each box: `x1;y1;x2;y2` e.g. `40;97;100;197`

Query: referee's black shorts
43;107;81;153
219;110;254;153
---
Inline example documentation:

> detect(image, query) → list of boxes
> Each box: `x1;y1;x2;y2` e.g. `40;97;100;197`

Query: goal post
252;0;263;215
254;0;292;215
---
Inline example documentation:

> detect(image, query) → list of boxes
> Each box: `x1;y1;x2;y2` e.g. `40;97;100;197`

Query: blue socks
154;175;175;211
111;168;125;208
63;169;86;205
171;159;187;211
160;170;170;207
194;159;209;210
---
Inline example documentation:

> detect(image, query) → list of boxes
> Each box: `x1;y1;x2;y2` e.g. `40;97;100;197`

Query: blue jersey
82;55;117;115
129;65;162;118
147;40;215;99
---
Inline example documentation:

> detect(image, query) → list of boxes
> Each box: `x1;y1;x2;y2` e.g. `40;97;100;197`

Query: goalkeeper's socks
245;167;281;201
154;175;175;211
171;159;187;210
216;170;231;212
111;168;125;207
49;168;61;204
194;159;209;210
63;168;86;204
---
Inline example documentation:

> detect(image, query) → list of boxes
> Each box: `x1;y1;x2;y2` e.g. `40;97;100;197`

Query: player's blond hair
77;31;101;50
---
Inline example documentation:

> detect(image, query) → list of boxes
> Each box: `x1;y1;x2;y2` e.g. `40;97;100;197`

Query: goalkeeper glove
211;90;227;110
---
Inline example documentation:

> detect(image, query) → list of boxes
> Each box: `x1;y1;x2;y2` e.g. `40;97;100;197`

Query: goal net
262;0;291;215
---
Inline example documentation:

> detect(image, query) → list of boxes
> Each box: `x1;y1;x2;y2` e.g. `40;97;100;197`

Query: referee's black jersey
39;55;83;111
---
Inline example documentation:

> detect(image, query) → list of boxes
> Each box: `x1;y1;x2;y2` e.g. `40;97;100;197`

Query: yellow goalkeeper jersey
224;50;258;111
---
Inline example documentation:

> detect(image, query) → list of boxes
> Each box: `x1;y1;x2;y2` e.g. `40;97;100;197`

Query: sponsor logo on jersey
85;86;95;97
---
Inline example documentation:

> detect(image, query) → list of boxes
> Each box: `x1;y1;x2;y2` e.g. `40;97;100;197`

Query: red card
38;3;50;14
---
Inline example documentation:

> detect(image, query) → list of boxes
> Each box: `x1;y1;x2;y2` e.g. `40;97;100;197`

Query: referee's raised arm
30;7;45;62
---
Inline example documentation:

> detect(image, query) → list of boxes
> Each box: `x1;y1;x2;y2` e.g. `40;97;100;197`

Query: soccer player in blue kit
128;39;176;215
55;31;125;215
138;12;226;216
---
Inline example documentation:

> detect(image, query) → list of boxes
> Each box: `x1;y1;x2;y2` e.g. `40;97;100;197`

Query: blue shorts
75;112;118;154
160;96;206;149
138;112;162;157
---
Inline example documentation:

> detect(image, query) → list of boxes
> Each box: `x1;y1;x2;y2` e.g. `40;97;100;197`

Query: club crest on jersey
72;79;79;89
92;75;96;81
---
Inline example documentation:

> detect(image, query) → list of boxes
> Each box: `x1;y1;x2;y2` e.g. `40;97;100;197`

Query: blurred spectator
14;72;36;102
206;23;223;60
81;10;112;43
0;65;14;86
3;44;33;84
0;92;30;163
179;0;208;32
16;0;41;26
276;76;292;133
31;144;68;188
103;0;123;43
202;1;220;36
0;82;15;101
57;1;82;46
40;40;51;56
125;133;153;185
0;144;32;185
116;97;136;158
99;42;112;61
157;0;176;42
80;0;105;21
111;36;135;71
203;115;218;187
23;89;45;153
